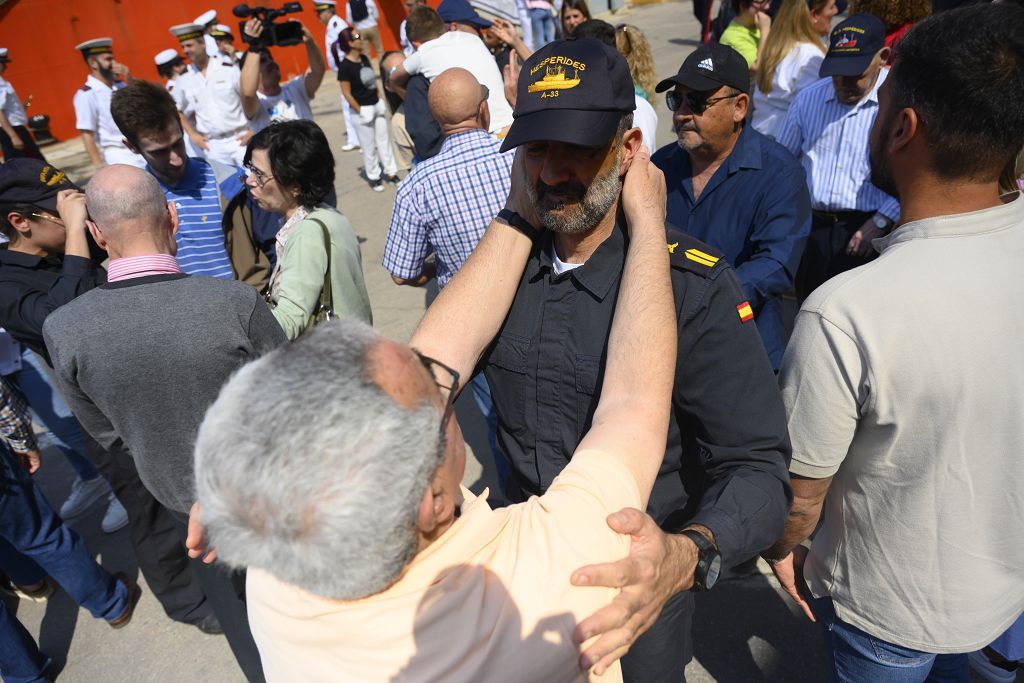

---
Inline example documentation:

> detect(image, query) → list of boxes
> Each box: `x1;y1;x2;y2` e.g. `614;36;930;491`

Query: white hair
193;320;443;600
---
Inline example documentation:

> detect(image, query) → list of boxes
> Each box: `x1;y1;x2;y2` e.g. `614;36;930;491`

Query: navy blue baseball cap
820;14;887;77
655;42;750;95
500;38;635;153
0;159;79;213
437;0;492;28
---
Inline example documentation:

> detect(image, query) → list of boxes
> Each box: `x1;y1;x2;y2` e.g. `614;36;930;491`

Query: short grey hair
85;165;168;230
193;320;444;600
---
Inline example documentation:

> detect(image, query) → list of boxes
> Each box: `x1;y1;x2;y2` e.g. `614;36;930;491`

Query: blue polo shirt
652;125;811;369
156;158;235;280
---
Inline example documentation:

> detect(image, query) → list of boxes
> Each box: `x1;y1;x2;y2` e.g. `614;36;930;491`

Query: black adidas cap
820;14;886;77
655;43;750;95
0;159;79;213
500;38;635;153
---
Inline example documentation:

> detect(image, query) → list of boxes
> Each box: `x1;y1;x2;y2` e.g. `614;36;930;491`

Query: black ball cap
655;43;751;96
0;159;79;213
820;14;886;77
500;38;636;153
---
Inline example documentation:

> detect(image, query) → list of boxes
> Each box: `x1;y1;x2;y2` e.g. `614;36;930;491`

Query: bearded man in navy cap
652;42;811;371
487;38;793;682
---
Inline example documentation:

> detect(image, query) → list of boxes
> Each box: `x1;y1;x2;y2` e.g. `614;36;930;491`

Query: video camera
233;2;304;48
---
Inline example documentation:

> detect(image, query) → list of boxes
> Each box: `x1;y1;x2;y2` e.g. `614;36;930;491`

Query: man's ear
7;211;32;237
122;137;140;155
619;126;644;176
167;199;180;236
888;107;918;157
733;92;750;124
877;46;891;66
86;220;107;250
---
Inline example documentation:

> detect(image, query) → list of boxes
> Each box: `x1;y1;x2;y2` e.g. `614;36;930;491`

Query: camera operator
240;19;326;132
169;22;252;165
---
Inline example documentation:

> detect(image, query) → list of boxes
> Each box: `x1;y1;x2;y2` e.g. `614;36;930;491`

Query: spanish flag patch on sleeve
737;301;754;323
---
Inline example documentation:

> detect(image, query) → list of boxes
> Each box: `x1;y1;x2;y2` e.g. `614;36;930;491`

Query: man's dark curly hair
888;3;1024;181
244;120;336;208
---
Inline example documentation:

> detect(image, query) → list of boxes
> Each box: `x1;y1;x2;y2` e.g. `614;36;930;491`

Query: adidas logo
698;57;714;71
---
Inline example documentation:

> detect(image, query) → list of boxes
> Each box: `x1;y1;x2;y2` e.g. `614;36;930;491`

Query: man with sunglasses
652;42;811;371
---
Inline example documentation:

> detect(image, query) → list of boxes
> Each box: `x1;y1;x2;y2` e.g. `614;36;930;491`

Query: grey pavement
5;2;1005;681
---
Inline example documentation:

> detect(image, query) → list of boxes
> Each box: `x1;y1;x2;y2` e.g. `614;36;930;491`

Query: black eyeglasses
666;89;739;115
412;349;460;435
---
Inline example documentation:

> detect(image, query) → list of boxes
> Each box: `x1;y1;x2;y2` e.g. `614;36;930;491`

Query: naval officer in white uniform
72;38;145;169
169;23;251;166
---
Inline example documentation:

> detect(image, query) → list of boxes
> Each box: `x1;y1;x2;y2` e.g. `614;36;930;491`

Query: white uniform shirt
403;31;514;133
345;0;379;30
325;14;350;71
780;194;1024;652
250;78;314;132
203;34;220;61
0;76;28;127
173;58;248;137
72;75;127;148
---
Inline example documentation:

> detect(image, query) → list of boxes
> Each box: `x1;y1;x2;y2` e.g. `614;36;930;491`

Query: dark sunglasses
411;349;460;436
666;89;739;115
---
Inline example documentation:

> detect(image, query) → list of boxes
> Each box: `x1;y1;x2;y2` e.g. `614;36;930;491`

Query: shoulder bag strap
308;217;333;315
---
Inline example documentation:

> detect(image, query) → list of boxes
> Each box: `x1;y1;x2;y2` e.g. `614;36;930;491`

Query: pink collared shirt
106;254;181;283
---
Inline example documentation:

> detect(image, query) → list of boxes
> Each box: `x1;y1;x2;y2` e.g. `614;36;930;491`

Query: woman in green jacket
243;120;372;339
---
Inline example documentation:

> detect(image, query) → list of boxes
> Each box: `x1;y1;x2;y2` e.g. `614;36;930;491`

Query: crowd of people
1;0;1023;682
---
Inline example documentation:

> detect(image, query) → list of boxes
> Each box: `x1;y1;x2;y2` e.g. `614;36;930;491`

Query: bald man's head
428;68;489;134
85;165;176;254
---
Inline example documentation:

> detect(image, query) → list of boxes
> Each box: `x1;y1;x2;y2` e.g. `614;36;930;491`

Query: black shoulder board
666;226;725;278
80;85;92;92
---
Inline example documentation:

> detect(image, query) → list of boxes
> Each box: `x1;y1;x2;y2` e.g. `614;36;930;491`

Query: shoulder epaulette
79;85;92;92
666;227;725;278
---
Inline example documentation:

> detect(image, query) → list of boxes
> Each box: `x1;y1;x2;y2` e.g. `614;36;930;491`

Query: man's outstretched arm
410;150;539;384
576;144;676;507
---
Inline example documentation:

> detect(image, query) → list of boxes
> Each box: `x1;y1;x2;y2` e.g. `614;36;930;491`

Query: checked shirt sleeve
382;179;432;281
0;376;37;454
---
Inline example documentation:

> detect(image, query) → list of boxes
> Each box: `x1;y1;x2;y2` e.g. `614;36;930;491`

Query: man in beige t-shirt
191;147;677;682
761;5;1024;681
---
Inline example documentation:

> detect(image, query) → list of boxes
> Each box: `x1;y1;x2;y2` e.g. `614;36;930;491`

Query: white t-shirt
250;77;314;132
0;76;28;127
402;31;515;133
551;245;584;275
780;193;1024;653
633;94;657;152
752;42;824;139
173;57;248;137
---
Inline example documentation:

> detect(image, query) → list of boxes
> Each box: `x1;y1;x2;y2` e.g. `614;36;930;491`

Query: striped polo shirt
158;159;234;279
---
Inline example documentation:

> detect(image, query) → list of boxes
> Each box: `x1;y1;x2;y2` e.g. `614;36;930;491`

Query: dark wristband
497;209;538;238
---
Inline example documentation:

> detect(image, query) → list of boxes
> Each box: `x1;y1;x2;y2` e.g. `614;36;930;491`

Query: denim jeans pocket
868;635;934;666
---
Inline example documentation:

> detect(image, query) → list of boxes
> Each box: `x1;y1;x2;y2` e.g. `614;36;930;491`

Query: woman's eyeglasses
244;164;275;189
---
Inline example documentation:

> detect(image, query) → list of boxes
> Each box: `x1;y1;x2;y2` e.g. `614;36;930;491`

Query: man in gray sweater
43;165;285;683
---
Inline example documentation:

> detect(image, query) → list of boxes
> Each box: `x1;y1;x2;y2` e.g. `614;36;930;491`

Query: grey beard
529;165;623;235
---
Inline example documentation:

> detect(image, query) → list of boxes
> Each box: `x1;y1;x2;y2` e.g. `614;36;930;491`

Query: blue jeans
6;348;101;482
469;374;510;492
811;596;969;683
0;446;128;683
529;7;555;48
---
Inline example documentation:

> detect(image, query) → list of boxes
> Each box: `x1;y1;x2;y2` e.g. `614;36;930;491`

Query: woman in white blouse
752;0;837;139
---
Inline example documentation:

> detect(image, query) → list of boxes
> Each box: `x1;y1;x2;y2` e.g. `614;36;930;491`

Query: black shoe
193;613;223;635
385;174;401;185
107;573;142;629
370;179;385;193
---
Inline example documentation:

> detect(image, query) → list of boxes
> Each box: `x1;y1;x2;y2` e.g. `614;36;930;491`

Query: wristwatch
680;529;722;591
871;212;892;232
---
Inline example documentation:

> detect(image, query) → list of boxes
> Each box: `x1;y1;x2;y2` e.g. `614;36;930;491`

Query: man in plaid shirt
383;67;513;288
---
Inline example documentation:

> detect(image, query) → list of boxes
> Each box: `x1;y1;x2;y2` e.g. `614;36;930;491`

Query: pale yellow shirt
247;448;641;682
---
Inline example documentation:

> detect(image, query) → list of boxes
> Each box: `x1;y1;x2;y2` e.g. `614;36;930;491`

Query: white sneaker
60;476;110;518
101;495;130;533
341;143;359;152
969;650;1018;683
370;179;385;192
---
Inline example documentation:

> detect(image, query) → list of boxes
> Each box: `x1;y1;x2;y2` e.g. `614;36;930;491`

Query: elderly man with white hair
191;148;678;682
42;164;283;683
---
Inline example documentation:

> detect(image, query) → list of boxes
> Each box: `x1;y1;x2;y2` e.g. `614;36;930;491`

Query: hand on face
621;144;666;238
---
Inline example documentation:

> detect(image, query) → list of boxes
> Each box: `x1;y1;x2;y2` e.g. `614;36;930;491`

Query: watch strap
680;529;714;591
